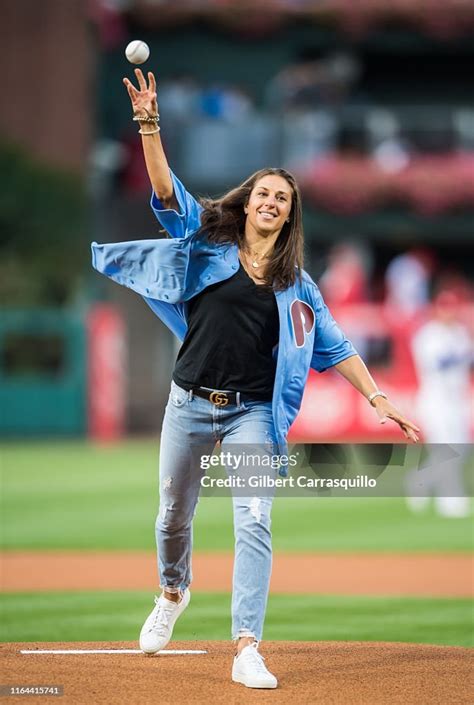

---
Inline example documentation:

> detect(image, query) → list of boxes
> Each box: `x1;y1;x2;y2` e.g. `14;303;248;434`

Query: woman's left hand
372;397;420;442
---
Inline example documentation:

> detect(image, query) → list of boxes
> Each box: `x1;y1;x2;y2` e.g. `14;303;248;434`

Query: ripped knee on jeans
264;431;278;455
162;476;173;491
249;496;262;523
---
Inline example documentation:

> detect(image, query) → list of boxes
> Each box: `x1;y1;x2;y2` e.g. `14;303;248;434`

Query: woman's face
244;175;293;237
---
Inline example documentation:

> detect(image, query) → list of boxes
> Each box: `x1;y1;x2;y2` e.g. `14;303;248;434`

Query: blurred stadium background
1;0;473;648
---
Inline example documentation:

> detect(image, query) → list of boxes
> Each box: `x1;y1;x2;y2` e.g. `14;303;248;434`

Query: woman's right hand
123;69;158;118
123;68;174;206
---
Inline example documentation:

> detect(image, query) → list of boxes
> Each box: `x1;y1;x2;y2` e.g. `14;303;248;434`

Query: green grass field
2;440;473;552
1;441;473;646
2;592;472;647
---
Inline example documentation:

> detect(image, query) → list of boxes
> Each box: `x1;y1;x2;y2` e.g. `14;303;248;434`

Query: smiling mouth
258;211;277;220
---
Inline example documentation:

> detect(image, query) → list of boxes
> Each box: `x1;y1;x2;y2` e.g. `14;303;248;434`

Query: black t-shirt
173;265;280;400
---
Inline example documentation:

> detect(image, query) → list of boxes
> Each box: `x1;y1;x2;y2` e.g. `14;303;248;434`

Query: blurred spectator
199;83;254;122
148;76;254;124
367;109;411;174
406;288;473;517
319;241;371;306
157;74;200;122
385;248;436;317
267;49;363;167
319;241;372;360
265;50;362;112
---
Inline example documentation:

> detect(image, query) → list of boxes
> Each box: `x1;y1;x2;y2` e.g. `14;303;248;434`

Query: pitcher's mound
2;640;472;704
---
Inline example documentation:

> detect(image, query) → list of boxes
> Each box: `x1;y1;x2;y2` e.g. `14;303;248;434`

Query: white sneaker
139;589;190;654
232;642;278;689
436;496;471;518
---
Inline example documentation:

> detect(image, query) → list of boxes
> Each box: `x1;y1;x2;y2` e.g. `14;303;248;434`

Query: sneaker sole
232;675;277;689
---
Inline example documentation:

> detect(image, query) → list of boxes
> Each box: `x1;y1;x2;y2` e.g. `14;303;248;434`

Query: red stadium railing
298;154;474;216
118;1;474;39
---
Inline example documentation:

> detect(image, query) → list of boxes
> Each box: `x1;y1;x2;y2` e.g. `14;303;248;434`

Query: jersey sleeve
310;294;358;373
150;169;203;239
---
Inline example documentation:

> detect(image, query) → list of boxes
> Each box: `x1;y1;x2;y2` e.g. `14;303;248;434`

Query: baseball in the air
125;40;150;65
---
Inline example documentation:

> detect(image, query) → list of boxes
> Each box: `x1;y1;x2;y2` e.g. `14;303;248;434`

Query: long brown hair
197;167;304;290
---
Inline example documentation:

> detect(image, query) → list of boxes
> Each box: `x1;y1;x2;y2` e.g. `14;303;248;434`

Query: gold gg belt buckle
209;391;229;407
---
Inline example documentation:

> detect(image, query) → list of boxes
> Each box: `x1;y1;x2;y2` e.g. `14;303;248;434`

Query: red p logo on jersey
290;299;315;348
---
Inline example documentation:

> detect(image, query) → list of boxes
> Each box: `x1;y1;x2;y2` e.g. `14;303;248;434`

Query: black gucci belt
191;386;272;407
192;386;238;407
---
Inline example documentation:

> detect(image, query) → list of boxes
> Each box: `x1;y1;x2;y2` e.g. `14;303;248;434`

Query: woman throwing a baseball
92;69;419;689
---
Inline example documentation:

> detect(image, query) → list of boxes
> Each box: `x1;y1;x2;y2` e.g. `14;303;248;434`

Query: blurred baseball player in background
406;289;473;517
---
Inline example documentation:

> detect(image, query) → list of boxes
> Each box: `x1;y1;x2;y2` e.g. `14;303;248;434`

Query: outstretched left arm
334;355;420;443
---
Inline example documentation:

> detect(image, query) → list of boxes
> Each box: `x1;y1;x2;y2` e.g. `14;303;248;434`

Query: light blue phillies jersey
91;170;357;474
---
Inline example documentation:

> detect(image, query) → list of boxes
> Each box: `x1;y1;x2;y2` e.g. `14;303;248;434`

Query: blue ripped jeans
156;380;277;642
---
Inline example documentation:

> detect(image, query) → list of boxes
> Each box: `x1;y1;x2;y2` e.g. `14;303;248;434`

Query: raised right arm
123;68;178;211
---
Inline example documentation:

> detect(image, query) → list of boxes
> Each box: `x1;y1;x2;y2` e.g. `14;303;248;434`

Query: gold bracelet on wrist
133;113;160;124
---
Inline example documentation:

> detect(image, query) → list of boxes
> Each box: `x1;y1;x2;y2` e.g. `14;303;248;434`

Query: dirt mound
2;640;472;704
